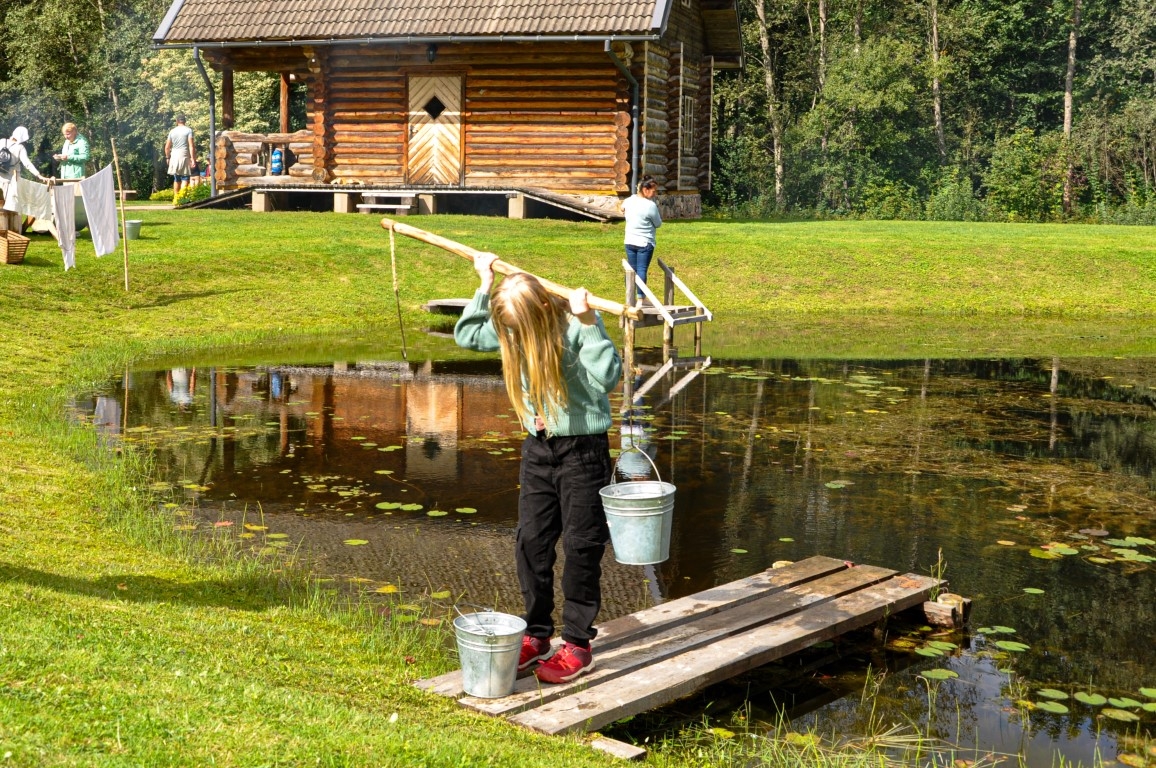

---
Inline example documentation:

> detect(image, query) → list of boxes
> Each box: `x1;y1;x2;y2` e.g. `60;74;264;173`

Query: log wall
205;9;718;211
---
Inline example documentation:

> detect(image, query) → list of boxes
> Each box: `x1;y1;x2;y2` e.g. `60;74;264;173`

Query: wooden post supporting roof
279;72;290;133
222;69;234;129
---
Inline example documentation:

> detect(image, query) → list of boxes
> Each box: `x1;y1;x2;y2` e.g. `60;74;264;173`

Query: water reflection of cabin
151;0;741;219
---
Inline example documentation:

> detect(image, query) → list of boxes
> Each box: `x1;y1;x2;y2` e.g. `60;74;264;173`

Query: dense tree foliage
0;0;284;195
2;0;1152;221
714;0;1156;221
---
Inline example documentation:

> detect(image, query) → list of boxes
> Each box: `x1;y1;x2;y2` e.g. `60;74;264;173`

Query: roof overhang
700;0;744;69
154;33;663;50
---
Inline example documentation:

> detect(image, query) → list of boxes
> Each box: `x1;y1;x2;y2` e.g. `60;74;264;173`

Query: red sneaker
518;635;554;672
534;642;594;684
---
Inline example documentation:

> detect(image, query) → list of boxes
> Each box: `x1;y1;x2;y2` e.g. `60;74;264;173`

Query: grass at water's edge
2;212;1153;766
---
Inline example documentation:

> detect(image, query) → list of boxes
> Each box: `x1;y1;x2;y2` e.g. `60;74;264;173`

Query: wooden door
407;75;462;185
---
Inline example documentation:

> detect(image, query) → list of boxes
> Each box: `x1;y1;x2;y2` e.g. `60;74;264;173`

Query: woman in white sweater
621;176;662;299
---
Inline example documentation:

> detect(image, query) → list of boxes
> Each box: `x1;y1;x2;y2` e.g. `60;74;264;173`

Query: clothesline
6;165;120;271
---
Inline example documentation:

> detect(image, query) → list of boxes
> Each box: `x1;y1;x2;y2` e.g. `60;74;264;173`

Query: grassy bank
1;211;1153;766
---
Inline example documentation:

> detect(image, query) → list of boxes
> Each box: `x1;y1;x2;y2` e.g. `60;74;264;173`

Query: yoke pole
381;217;640;321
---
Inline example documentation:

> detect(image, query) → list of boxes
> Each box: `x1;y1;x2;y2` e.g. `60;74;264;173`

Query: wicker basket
1;231;30;265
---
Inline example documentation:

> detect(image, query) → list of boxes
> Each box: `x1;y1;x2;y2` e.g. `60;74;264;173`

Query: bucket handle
453;602;496;636
610;443;664;485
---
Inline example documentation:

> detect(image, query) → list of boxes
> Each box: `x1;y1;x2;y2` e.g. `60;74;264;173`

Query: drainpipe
192;45;217;197
605;40;640;193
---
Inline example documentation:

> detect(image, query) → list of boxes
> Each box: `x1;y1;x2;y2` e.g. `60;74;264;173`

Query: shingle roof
157;0;666;45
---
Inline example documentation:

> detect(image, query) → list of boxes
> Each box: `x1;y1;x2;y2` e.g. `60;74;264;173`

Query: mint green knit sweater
454;289;622;436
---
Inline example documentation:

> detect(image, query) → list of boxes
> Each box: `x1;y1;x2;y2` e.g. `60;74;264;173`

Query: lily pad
916;647;945;657
1074;692;1107;706
426;510;448;517
1124;536;1154;546
921;669;958;680
994;640;1030;652
399;503;423;511
1108;697;1142;708
1037;689;1068;700
343;539;369;546
1022;587;1045;595
1140;687;1156;699
430;590;451;599
376;502;402;510
456;507;477;514
927;641;958;651
1034;701;1069;714
731;548;748;554
373;469;394;475
1030;548;1061;560
1101;708;1141;722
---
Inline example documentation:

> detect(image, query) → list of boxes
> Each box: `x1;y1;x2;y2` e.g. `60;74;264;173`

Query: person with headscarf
0;126;50;233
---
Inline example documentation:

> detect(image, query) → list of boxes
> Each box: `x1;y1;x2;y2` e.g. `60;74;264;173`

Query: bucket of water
600;446;676;565
125;220;143;240
453;609;526;699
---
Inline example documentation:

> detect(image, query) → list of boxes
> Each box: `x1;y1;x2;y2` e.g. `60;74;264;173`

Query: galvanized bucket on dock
600;447;676;565
453;609;526;699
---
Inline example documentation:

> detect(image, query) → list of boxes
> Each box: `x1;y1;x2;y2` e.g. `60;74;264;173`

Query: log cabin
153;0;742;219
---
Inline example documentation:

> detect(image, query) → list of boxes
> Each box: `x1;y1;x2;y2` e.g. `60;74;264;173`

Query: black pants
517;431;611;646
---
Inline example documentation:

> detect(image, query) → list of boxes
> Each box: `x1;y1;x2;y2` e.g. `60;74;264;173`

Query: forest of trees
1;0;1153;223
712;0;1156;222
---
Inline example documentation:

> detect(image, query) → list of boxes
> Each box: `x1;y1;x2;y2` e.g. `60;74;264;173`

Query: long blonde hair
490;272;568;431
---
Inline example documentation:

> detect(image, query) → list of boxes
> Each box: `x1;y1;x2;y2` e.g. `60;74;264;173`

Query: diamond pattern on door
407;76;462;185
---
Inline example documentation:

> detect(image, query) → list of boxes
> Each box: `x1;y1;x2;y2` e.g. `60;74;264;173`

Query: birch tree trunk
930;0;947;158
1063;0;1082;214
755;0;786;209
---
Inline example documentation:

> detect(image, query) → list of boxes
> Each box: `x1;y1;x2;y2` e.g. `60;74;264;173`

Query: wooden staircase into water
415;555;942;760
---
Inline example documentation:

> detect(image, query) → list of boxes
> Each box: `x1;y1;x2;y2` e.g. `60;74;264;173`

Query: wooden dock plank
593;556;849;652
415;556;848;697
510;572;940;735
462;564;895;718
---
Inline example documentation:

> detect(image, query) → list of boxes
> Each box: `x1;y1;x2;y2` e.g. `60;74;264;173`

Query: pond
74;340;1156;766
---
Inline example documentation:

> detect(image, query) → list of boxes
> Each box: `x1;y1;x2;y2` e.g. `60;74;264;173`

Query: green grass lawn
1;211;1153;766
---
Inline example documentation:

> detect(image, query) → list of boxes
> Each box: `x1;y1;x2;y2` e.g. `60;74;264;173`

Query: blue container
270;149;283;175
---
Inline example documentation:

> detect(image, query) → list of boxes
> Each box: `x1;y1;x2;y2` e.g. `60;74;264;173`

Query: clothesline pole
109;137;130;291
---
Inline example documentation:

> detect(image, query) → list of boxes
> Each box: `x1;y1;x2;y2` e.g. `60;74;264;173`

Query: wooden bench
356;193;415;215
116;190;138;201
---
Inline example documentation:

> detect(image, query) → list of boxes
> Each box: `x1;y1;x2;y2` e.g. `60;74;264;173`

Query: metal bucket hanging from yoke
599;446;676;565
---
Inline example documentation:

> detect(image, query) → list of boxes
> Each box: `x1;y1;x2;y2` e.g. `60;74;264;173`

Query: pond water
75;344;1156;765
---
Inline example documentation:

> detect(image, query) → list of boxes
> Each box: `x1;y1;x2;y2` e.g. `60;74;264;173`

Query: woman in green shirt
54;123;89;180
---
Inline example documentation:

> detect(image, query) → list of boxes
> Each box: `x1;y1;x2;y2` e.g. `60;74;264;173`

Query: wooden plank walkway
416;556;941;739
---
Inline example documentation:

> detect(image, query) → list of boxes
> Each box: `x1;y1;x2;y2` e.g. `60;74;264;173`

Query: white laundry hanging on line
15;177;53;221
52;183;76;270
79;164;119;257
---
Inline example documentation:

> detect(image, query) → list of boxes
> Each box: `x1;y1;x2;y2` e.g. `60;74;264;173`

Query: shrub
926;168;986;221
858;178;922;220
983;129;1067;221
173;184;211;206
150;188;174;202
